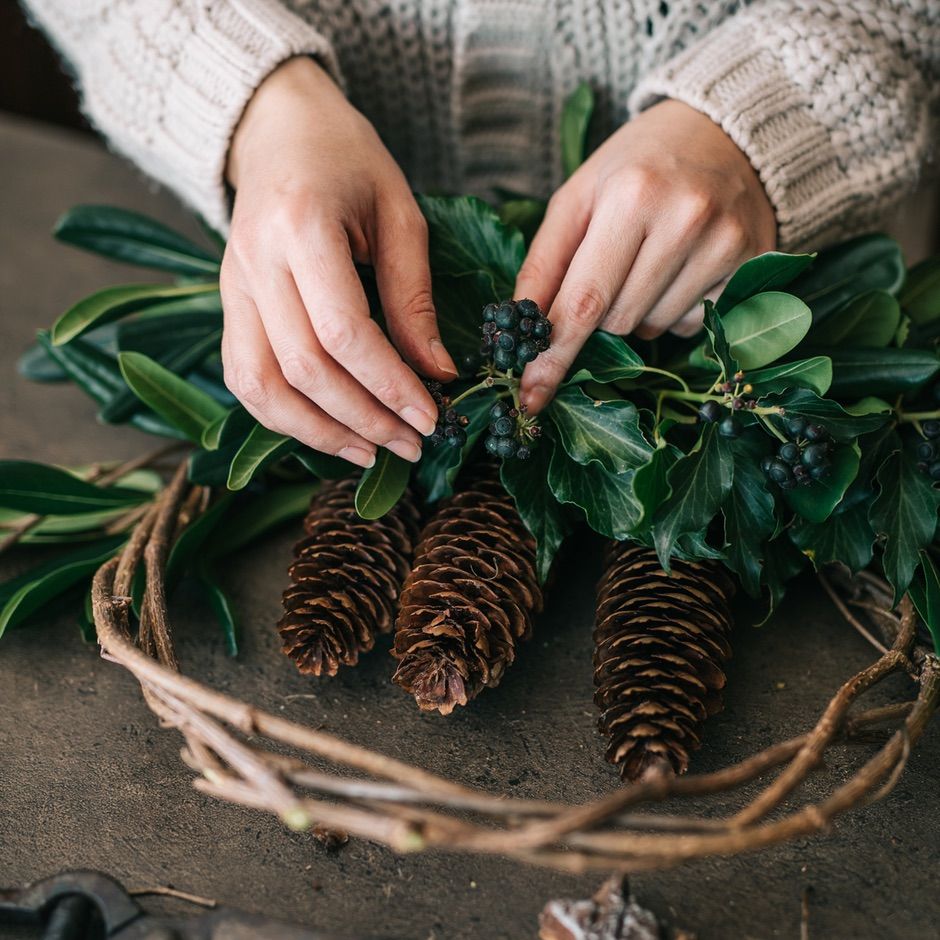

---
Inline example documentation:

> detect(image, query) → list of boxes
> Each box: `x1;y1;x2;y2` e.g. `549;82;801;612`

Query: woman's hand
222;57;456;468
515;99;777;413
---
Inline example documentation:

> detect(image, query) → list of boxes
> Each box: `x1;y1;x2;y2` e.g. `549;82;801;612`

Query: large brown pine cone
392;470;542;714
594;542;735;781
278;478;421;676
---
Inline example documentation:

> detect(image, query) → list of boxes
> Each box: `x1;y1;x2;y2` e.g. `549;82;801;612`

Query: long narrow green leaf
119;351;227;442
198;574;239;656
54;204;220;275
0;461;147;515
52;283;220;345
355;450;410;519
226;425;297;490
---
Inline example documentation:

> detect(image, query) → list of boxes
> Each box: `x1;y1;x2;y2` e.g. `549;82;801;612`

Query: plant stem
634;366;691;394
897;408;940;424
449;375;516;408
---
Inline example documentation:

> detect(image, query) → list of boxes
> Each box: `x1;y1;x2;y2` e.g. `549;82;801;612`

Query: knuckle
612;165;659;203
317;316;357;357
372;377;406;409
279;352;320;392
225;362;270;409
717;217;750;261
633;321;664;340
564;282;608;328
677;189;717;233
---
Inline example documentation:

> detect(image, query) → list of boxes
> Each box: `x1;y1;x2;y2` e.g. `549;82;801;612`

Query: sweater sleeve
20;0;342;232
628;1;940;251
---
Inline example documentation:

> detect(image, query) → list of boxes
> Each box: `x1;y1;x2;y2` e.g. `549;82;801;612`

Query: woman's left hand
515;98;777;413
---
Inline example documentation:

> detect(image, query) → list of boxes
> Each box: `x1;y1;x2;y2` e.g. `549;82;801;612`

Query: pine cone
594;543;735;781
392;469;542;714
278;478;421;676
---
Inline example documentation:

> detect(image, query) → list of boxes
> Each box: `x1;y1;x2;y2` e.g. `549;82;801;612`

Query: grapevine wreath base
87;460;939;882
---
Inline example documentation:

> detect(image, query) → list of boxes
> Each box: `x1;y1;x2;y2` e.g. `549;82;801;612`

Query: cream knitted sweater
22;0;940;250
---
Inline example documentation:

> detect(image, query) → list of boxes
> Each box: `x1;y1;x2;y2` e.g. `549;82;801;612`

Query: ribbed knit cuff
628;19;860;251
156;1;342;233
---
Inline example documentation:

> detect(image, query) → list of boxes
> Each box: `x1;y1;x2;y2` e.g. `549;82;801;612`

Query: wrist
226;56;342;189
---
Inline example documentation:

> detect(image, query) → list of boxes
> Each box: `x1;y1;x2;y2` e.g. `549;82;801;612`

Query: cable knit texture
21;0;940;249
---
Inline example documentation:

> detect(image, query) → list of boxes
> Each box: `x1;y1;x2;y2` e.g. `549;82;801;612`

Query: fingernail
429;339;458;377
401;404;438;437
338;446;376;469
386;438;422;463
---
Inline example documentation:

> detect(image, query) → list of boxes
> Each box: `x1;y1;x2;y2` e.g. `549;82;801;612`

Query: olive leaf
806;346;940;399
354;449;410;519
0;461;148;515
226;425;297;491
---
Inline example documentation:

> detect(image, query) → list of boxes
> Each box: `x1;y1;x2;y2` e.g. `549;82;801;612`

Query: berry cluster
481;299;552;373
696;371;759;439
915;419;940;480
425;380;469;449
761;417;833;490
483;400;538;460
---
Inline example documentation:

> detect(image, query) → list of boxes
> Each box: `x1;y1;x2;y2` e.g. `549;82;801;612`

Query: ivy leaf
52;283;220;345
226;425;297;491
0;461;147;515
119;351;227;442
869;447;940;603
560;82;594;178
631;440;682;530
417;195;524;296
566;331;644;384
807;290;900;347
546;446;642;540
206;483;319;558
355;449;410;519
747;357;832;396
498;199;546;244
54;204;220;276
431;270;499;363
804;346;940;399
715;251;815;315
721;292;812;369
547;386;653;474
784;443;860;524
652;426;734;569
765;388;891;442
908;551;940;656
789;490;875;574
790;234;905;324
501;437;570;582
414;393;494;502
721;436;776;597
0;536;125;640
900;257;940;326
702;299;738;379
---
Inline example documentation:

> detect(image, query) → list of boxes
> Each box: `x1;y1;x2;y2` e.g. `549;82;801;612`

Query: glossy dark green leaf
501;437;569;582
198;574;239;656
761;534;810;616
567;331;644;384
355;449;411;519
52;282;221;345
631;441;681;530
165;495;234;588
561;82;594;178
226;425;298;491
119;351;227;442
103;328;222;423
207;482;319;558
702;299;738;379
498;199;546;244
0;536;125;639
54;204;220;275
547;446;642;540
899;257;940;326
807;290;900;347
765;388;890;442
715;251;815;315
414;393;494;502
784;443;860;524
908;551;940;656
548;386;653;474
294;448;356;481
869;447;940;603
417;195;524;297
17;339;67;382
722;292;812;369
652;426;734;569
117;309;222;358
789;490;875;574
0;461;147;515
790;234;905;323
431;270;500;363
746;357;832;396
722;435;776;597
802;346;939;399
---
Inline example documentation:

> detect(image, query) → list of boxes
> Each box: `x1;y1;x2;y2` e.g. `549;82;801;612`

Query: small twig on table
818;572;889;654
127;885;217;908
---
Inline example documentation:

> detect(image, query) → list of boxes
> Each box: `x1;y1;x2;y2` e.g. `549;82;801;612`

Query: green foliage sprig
3;88;940;658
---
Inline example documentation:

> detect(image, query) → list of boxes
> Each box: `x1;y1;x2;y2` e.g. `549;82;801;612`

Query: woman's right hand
222;56;456;469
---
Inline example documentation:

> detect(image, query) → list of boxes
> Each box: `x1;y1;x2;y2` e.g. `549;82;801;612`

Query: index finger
291;222;441;438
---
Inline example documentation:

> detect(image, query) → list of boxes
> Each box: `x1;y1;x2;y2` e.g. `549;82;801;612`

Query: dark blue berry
516;339;539;365
768;460;791;484
516;445;532;460
495;303;519;330
931;462;940;481
518;317;534;335
778;442;801;464
444;426;466;447
484;435;501;456
497;331;516;351
493;348;515;371
803;423;828;442
718;416;741;438
698;400;722;423
802;443;829;467
490;400;510;419
516;298;540;317
785;416;807;439
923;420;940;439
491;415;515;437
917;440;936;461
532;318;551;339
483;303;497;323
494;436;517;458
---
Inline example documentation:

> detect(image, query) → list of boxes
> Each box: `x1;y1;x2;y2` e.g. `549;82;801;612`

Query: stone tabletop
1;113;938;940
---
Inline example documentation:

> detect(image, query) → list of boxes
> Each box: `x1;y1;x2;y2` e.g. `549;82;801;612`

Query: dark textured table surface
1;113;938;940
